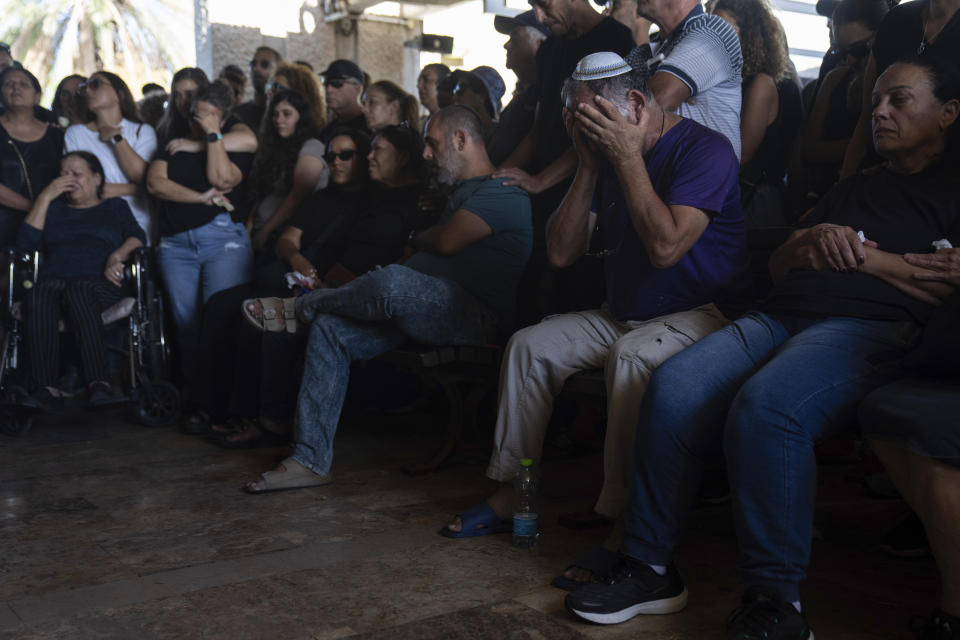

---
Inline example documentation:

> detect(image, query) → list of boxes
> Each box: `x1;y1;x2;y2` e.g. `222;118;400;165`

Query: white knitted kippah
571;52;632;81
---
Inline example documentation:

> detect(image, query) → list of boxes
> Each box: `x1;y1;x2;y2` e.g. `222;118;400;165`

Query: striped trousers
25;278;123;389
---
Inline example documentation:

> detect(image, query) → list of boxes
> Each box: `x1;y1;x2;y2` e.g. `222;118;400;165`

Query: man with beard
233;46;282;132
243;105;532;493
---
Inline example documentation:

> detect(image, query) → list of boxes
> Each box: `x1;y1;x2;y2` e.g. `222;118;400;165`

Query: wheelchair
0;246;180;436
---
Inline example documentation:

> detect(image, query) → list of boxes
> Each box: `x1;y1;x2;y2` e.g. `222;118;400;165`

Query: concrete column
194;0;214;76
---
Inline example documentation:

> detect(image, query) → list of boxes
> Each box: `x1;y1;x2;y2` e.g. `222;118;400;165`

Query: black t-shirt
873;0;960;74
290;183;426;277
232;101;265;134
763;162;960;323
156;147;254;236
742;77;803;187
488;84;538;167
0;123;64;212
530;18;635;174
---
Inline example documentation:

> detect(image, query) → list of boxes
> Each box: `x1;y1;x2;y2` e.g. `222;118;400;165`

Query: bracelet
407;229;418;247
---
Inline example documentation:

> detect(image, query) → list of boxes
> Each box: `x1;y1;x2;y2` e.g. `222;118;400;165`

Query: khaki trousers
486;303;729;517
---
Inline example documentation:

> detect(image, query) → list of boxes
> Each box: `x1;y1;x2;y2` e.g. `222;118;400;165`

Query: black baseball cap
816;0;841;17
494;10;550;37
321;59;364;83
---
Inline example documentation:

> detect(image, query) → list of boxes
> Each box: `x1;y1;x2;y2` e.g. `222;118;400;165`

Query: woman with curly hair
268;62;327;132
712;0;803;225
247;88;329;251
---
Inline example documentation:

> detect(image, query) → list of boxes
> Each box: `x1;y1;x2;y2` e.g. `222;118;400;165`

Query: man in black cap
487;11;549;165
234;45;283;132
319;59;369;143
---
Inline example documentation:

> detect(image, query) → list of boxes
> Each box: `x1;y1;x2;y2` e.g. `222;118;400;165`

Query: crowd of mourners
2;0;960;634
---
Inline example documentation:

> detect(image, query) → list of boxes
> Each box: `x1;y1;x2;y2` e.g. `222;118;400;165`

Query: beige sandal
243;457;333;494
242;297;298;333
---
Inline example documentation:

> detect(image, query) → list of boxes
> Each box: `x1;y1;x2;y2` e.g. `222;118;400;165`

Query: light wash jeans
620;312;919;603
291;264;499;476
158;213;253;376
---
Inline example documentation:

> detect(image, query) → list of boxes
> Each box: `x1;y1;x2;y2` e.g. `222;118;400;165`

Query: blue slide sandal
439;503;512;538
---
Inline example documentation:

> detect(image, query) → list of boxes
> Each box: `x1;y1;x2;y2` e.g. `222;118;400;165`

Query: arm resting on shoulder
223;122;258;153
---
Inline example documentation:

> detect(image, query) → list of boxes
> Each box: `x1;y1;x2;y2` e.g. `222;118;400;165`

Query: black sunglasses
325;78;358;89
0;43;10;54
249;59;273;70
324;149;358;163
79;77;105;91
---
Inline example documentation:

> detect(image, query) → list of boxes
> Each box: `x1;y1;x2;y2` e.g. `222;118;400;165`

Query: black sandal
214;419;289;450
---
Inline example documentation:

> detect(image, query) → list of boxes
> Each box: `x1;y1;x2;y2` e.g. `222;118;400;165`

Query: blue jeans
158;214;253;375
292;264;499;476
621;312;919;603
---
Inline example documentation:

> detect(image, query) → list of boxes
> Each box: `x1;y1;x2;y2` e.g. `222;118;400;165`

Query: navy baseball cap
493;10;550;37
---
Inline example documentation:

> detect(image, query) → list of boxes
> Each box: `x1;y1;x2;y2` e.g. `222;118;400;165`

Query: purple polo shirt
595;118;747;321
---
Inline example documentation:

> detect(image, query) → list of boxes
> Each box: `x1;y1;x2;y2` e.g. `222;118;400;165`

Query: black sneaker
914;608;960;639
564;557;687;624
726;587;813;640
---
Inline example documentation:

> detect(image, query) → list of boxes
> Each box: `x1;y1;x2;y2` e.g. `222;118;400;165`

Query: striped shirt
628;6;743;160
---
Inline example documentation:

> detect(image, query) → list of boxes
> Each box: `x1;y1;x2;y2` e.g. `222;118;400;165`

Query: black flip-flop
551;545;619;591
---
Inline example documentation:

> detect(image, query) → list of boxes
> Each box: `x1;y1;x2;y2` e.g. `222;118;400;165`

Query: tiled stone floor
0;397;937;639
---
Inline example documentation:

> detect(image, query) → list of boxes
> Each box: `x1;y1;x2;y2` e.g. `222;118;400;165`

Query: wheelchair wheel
131;380;180;428
0;408;33;437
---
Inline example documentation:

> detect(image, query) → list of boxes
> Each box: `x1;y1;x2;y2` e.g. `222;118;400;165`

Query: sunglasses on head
324;149;358;163
0;43;10;54
265;82;290;93
250;59;273;70
79;77;105;91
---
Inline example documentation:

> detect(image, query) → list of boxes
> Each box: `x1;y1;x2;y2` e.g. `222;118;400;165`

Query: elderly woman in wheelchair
16;150;145;408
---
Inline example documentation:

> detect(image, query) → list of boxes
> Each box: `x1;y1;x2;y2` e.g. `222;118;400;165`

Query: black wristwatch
110;133;123;145
406;229;418;247
206;132;223;143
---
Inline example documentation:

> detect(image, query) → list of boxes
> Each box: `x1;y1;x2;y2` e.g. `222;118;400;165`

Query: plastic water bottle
512;458;539;548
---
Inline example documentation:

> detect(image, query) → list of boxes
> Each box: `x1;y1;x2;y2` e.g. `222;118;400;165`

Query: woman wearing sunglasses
710;0;802;227
804;0;888;199
246;87;328;251
0;66;64;246
63;71;157;240
187;126;432;447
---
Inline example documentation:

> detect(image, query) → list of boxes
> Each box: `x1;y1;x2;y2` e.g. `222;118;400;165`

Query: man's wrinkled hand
574;95;646;164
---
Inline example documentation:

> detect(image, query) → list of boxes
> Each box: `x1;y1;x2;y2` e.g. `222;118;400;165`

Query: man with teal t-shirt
243;105;532;493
